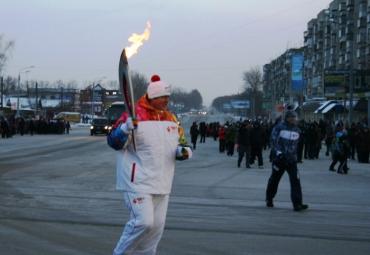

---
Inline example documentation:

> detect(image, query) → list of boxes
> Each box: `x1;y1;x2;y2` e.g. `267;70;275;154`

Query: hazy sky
1;0;332;105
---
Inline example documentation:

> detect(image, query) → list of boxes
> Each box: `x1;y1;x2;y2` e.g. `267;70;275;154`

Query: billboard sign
223;103;232;110
291;53;304;91
324;73;347;95
230;100;250;109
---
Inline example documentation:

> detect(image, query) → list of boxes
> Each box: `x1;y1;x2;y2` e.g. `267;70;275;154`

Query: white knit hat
147;75;171;99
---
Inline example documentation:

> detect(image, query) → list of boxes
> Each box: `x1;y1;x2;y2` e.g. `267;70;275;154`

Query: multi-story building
304;0;370;99
80;84;121;116
263;48;305;116
263;0;370;121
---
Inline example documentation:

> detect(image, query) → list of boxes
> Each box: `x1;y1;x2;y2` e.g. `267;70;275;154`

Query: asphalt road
0;126;370;255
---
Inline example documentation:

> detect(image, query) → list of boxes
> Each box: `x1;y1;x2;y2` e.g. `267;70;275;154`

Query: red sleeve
113;112;128;129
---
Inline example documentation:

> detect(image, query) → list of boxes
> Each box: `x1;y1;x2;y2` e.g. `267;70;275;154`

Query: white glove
120;117;135;134
176;146;193;161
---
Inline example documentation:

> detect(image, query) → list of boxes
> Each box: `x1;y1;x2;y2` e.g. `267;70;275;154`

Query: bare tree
130;71;148;100
0;35;15;75
66;80;78;89
242;66;262;118
105;80;119;90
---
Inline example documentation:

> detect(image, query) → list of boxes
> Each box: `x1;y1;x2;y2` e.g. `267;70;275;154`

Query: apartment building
304;0;370;98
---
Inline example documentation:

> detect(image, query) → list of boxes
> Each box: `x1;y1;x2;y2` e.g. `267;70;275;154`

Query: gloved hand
276;150;283;159
273;150;285;169
176;145;193;161
120;117;136;134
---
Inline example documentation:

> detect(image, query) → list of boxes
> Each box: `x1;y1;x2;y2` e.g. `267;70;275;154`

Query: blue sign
291;54;304;91
230;100;250;109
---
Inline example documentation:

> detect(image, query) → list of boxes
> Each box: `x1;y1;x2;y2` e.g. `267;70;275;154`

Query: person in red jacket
218;126;226;153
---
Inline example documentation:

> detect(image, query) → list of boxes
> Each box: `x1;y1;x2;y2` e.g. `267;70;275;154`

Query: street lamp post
16;65;35;117
348;69;354;124
91;84;95;120
0;76;3;110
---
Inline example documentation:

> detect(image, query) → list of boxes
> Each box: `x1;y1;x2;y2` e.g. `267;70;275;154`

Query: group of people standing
190;120;272;168
189;114;369;213
0;115;71;138
188;112;309;212
190;117;370;175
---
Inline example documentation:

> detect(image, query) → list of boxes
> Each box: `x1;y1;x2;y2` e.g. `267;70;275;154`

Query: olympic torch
118;21;151;150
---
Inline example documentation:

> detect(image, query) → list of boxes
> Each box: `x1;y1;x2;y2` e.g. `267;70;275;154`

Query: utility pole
35;82;38;115
61;87;64;111
0;76;3;109
91;83;95;120
349;69;354;124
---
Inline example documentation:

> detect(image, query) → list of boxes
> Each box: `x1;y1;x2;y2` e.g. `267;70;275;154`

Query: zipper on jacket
131;162;136;183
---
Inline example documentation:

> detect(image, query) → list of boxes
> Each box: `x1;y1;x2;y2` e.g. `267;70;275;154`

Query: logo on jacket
133;197;145;204
279;130;299;141
167;126;178;133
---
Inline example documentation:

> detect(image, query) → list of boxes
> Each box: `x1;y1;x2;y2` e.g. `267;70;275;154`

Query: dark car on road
90;117;110;136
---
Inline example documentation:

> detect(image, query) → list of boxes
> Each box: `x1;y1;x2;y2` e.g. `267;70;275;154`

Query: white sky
1;0;332;105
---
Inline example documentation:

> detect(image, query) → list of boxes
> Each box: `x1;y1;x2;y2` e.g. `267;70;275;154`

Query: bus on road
54;112;81;123
105;101;126;127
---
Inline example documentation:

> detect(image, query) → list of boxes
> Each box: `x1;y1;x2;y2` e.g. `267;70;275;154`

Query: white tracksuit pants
113;192;169;255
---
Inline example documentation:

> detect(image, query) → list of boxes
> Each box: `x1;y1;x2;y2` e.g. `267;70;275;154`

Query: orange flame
126;21;151;59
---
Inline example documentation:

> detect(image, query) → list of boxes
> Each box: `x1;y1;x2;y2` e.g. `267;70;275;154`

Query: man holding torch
108;75;192;255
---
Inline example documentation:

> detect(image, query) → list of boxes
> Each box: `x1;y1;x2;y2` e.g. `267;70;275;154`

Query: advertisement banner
324;73;347;95
230;100;250;109
291;54;304;91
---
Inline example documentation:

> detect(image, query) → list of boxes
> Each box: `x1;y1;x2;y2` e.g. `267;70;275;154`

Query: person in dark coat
266;111;308;211
348;123;357;160
297;120;305;163
1;117;10;138
199;122;207;143
29;119;35;136
325;121;335;156
250;121;264;168
212;122;219;141
356;125;370;163
225;124;237;156
18;117;25;136
237;120;252;168
190;122;199;150
65;121;71;134
329;128;350;174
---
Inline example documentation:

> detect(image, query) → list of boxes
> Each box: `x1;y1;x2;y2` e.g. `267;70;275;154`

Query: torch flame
125;21;151;59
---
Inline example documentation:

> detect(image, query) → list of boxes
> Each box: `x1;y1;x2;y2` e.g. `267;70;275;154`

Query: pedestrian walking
18;117;25;136
329;128;350;174
250;121;264;168
236;120;252;168
266;111;308;212
29;118;35;136
190;122;199;150
1;116;10;138
225;124;236;156
297;120;305;163
107;75;192;255
65;121;71;134
199;122;207;143
325;121;335;156
356;124;370;163
218;125;226;153
348;123;357;160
